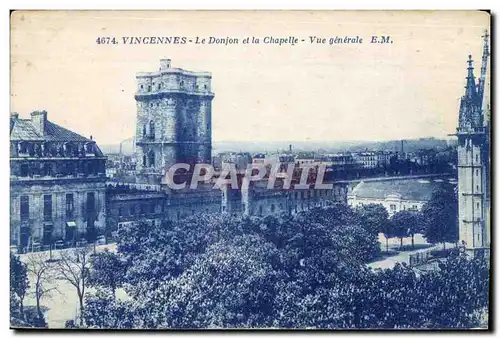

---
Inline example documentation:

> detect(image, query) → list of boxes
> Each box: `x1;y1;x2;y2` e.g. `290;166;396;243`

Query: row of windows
17;161;102;178
292;190;331;199
257;201;328;215
388;204;419;211
117;203;218;220
19;192;96;221
118;202;162;217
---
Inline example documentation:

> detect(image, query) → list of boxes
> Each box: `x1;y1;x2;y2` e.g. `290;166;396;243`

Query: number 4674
96;37;118;44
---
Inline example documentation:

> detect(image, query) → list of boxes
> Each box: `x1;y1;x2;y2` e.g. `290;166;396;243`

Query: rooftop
350;177;456;202
10;111;92;143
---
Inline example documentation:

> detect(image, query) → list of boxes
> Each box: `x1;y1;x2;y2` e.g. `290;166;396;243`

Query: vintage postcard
9;10;491;330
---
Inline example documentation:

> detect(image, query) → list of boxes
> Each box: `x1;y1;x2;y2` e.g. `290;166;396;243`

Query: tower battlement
136;59;213;96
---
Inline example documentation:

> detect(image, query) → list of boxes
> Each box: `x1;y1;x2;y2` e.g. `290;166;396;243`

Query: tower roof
458;55;483;131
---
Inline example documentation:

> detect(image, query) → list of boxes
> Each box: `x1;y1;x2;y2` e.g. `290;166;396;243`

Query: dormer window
85;143;94;154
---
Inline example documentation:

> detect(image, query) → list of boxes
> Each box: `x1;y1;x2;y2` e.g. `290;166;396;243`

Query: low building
354;152;378;169
295;152;315;166
252;153;266;165
10;111;107;250
347;177;456;216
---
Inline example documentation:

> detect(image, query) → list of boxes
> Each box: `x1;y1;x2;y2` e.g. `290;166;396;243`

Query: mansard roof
10;115;92;143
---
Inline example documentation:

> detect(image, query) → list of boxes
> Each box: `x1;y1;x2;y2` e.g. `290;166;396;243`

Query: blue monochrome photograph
9;10;491;330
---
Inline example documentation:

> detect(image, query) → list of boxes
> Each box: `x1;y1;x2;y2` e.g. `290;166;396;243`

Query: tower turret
477;30;490;107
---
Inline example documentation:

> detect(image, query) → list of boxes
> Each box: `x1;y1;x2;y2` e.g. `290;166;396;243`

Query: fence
409;250;432;267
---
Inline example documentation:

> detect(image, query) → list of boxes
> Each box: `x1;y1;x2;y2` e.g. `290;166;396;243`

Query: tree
84;288;135;329
390;211;411;250
10;253;29;321
422;185;459;249
98;208;489;330
88;249;126;299
380;219;394;253
133;235;281;329
25;253;59;325
53;246;92;326
391;210;422;249
355;203;390;236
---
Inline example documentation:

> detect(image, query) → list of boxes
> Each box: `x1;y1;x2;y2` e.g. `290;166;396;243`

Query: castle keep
134;59;213;184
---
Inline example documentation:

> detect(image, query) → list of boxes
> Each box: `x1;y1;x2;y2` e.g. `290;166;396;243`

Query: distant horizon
97;134;456;146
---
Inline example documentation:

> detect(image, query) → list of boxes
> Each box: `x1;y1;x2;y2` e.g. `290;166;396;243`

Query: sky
10;11;490;145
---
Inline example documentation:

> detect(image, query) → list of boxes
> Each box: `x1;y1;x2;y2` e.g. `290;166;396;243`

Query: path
369;233;454;269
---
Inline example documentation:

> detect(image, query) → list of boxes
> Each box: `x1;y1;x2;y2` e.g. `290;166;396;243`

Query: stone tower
134;59;214;184
456;31;490;258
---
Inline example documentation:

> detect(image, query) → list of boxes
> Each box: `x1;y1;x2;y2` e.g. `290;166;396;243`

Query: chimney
10;112;19;131
160;58;172;71
31;110;47;135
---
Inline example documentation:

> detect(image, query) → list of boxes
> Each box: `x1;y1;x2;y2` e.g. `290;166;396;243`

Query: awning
66;221;76;227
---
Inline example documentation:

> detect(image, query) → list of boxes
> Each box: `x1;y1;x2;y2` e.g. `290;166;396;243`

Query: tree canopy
78;203;488;329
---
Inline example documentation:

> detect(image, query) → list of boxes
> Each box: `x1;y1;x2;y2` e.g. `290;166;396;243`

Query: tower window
148;151;155;167
476;169;479;176
149;121;155;139
147;85;151;92
180;81;184;88
140;85;144;90
158;83;162;90
143;124;147;137
476;154;479;162
143;154;147;166
477;202;480;208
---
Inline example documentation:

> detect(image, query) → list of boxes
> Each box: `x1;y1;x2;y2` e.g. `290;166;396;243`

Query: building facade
455;31;490;257
347;177;456;216
134;59;214;184
10;111;107;249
